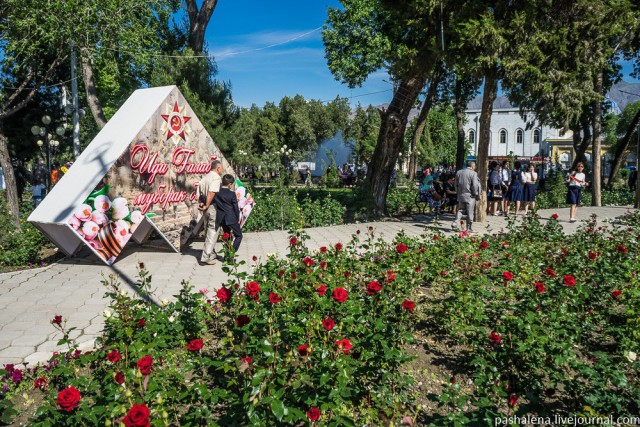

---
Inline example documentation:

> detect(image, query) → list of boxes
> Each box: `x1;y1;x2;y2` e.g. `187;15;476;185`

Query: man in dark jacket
214;174;242;256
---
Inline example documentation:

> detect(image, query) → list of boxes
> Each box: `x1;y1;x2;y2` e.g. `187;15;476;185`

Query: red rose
278;269;285;276
320;261;327;270
545;268;557;278
187;338;204;352
241;356;252;364
611;290;622;300
344;271;350;278
402;299;415;311
440;270;447;277
489;332;501;344
137;318;146;327
289;237;297;246
433;235;439;240
52;315;63;325
563;275;576;287
509;394;518;406
415;266;422;272
292;273;298;279
136;355;153;375
502;242;509;249
617;244;628;253
479;241;489;249
245;281;260;296
317;285;327;296
335;338;352;354
217;287;232;304
252;255;258;262
588;251;598;260
269;293;281;303
114;372;125;384
106;350;121;363
57;386;81;412
302;257;315;267
534;282;546;293
333;287;348;303
34;377;47;390
298;345;310;357
123;403;151;427
366;280;382;295
335;243;343;251
502;271;514;281
236;315;250;327
322;318;335;331
138;262;145;269
396;243;408;253
307;407;321;421
220;232;230;240
551;213;559;220
386;270;396;282
320;246;327;253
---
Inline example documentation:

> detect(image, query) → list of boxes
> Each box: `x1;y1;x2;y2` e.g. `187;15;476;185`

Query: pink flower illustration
91;211;108;225
82;221;99;240
74;204;93;221
93;195;111;212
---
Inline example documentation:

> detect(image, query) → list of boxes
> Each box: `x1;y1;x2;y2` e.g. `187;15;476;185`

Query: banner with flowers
30;86;237;265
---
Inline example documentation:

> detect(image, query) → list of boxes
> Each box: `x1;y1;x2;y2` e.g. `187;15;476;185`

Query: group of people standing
420;158;589;232
487;160;539;217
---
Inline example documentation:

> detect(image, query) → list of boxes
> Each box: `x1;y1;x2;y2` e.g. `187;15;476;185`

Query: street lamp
31;115;65;192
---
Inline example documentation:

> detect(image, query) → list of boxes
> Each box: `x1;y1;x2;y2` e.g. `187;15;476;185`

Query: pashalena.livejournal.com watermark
494;415;640;426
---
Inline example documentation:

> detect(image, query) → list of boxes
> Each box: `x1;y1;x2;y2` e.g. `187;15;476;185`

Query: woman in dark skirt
488;161;503;215
566;162;588;222
505;161;523;216
522;163;538;214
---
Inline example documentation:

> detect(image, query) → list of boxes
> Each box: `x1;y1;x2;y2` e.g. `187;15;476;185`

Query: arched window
533;129;541;144
516;129;524;144
499;129;507;144
468;129;476;146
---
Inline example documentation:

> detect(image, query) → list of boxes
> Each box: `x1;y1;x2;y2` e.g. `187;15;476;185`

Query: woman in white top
566;162;588;223
522;164;538;214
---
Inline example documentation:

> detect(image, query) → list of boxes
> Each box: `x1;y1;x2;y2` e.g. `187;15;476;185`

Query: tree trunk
185;0;218;52
591;71;603;207
366;74;429;215
0;124;20;228
571;117;591;169
607;108;640;186
454;79;466;171
408;67;441;180
81;50;107;129
475;67;498;223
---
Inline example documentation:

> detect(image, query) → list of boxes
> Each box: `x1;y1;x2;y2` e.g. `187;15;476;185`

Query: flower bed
1;212;638;426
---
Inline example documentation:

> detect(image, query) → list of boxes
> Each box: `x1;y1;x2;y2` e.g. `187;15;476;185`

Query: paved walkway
0;206;633;367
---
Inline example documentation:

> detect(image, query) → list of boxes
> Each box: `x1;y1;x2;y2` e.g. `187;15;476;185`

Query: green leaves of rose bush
428;212;639;420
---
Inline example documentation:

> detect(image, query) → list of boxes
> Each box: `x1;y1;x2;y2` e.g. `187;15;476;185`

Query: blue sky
204;1;639;109
206;0;392;108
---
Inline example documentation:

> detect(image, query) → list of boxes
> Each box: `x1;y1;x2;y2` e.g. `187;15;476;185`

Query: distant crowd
0;158;73;207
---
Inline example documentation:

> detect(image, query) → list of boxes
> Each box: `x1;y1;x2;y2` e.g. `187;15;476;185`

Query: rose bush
1;211;637;426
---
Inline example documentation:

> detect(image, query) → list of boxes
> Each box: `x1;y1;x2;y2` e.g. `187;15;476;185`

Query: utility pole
70;43;81;159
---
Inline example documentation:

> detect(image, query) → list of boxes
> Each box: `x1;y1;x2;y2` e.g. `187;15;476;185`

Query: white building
464;96;566;160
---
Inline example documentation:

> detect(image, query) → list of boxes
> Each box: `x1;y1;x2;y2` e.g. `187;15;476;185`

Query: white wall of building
464;107;564;158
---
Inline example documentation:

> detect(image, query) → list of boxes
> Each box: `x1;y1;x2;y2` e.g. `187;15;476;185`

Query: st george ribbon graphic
28;86;254;265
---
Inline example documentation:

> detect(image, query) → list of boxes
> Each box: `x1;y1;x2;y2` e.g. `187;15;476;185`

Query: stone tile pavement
0;205;633;367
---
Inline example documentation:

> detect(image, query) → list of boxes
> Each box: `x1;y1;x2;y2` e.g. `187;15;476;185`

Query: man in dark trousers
214;174;242;259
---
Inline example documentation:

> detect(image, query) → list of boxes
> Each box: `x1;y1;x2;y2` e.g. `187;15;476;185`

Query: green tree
324;0;447;215
344;104;381;167
608;100;640;185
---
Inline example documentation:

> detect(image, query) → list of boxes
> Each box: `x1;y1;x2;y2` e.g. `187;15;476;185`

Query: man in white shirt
198;159;223;265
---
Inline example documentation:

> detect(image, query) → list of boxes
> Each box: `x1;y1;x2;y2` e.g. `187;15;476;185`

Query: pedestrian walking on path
451;160;481;232
566;162;588;223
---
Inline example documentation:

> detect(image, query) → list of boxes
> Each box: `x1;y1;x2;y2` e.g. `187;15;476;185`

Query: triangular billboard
28;86;253;265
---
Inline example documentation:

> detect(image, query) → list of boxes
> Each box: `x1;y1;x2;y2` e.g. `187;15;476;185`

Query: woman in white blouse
522;164;538;214
566;162;588;222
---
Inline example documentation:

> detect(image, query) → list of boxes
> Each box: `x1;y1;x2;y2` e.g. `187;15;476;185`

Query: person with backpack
488;161;503;216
